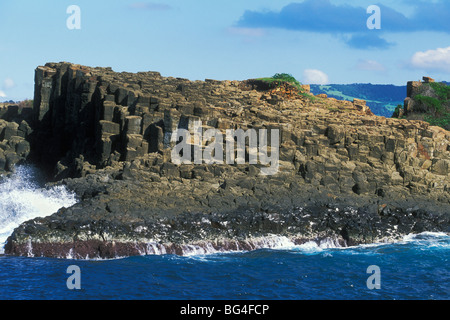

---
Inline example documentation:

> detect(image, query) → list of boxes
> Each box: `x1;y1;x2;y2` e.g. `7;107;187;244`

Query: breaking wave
135;233;449;259
0;165;78;254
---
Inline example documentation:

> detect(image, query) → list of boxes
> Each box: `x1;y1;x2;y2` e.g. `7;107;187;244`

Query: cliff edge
3;62;449;259
394;76;450;130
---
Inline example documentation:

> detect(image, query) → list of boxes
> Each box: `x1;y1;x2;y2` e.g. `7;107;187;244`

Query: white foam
290;238;344;254
0;166;78;254
152;236;342;258
401;232;450;249
249;235;296;251
402;232;449;242
296;241;323;252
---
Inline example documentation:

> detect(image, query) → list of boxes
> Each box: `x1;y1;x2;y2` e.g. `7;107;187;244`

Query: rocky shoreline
4;166;449;259
2;62;449;259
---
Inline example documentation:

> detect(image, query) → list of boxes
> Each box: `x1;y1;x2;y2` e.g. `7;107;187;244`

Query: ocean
0;166;449;300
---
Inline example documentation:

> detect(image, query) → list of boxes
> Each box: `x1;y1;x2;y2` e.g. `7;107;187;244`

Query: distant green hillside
310;84;406;118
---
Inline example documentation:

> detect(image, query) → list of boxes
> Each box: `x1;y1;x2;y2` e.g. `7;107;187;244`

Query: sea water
0;166;77;254
0;166;449;300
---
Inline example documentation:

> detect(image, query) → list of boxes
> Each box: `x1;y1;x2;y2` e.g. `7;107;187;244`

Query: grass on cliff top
256;73;316;101
256;73;303;91
430;82;450;100
257;73;303;90
419;82;450;129
398;81;450;129
414;95;443;113
424;113;450;129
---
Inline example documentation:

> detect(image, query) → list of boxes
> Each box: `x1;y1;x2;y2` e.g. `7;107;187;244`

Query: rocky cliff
4;62;450;259
0;103;33;173
394;77;450;130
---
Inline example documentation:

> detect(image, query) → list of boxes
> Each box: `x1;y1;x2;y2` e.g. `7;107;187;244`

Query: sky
1;0;450;101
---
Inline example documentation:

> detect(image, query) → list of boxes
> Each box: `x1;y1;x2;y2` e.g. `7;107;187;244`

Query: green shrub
414;95;443;113
424;112;450;129
392;104;403;118
430;82;450;101
272;73;302;88
257;73;302;91
412;82;450;128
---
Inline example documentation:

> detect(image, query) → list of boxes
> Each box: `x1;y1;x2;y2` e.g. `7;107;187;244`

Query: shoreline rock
5;168;449;259
3;62;450;259
5;199;449;259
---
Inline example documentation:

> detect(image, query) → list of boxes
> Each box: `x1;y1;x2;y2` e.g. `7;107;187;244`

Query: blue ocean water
0;166;449;300
1;233;449;300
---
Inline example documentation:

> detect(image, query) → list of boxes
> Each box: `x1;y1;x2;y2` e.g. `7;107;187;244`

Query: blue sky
1;0;450;101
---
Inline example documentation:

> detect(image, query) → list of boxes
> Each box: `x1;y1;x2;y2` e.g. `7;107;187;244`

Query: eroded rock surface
4;62;450;258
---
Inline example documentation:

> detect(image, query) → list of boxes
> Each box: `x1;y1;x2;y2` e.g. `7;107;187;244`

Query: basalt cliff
3;62;449;259
393;77;450;130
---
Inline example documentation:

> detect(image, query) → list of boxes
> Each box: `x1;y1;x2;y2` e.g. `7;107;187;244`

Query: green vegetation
256;73;318;101
392;104;404;118
430;82;450;100
414;95;443;113
257;73;303;91
413;82;450;130
315;85;356;101
391;82;450;129
424;114;450;128
315;83;406;102
310;84;405;117
384;103;399;113
272;73;303;90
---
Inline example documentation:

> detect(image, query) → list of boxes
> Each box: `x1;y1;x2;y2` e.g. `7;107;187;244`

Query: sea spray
0;165;78;253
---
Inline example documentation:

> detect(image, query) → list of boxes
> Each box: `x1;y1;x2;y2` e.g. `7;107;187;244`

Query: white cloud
356;60;386;72
302;69;329;85
3;78;15;89
0;90;6;98
410;47;450;72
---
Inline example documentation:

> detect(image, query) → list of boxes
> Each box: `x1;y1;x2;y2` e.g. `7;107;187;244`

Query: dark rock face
5;170;449;259
3;62;450;259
